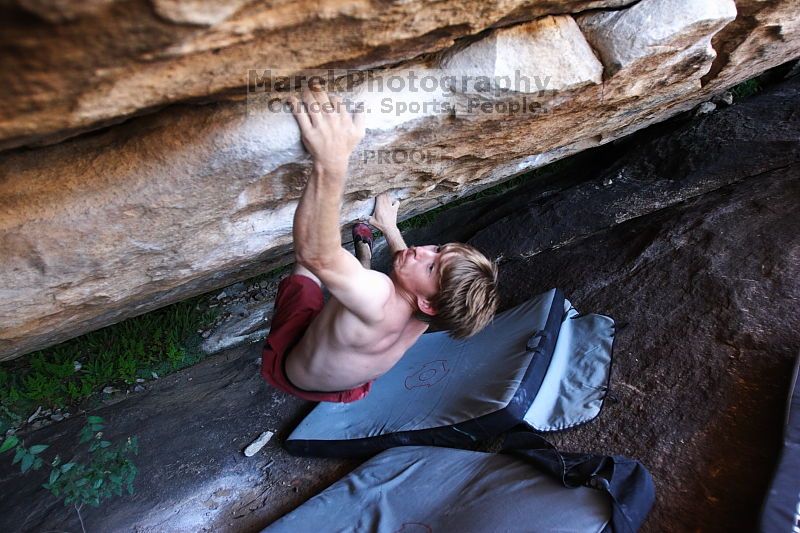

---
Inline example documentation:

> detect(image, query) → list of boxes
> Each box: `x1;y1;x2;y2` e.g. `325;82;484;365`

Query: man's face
392;245;444;305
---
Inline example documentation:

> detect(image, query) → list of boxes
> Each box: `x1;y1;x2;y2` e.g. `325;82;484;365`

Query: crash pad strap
502;427;655;533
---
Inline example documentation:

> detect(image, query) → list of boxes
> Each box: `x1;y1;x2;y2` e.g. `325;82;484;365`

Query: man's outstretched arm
369;193;407;254
290;87;361;266
289;87;391;322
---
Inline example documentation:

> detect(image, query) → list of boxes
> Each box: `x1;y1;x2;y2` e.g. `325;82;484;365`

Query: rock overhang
0;0;798;360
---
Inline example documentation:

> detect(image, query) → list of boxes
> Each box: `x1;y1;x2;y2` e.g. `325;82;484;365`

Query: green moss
731;78;762;100
0;295;218;432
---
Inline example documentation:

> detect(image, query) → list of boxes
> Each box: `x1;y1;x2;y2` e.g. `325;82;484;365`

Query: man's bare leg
352;223;373;269
355;241;371;269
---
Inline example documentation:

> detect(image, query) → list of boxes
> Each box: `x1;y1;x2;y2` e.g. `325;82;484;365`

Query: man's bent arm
382;226;407;254
369;193;407;254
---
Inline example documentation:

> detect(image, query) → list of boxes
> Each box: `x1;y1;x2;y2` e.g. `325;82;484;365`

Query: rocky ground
0;78;798;532
487;139;799;533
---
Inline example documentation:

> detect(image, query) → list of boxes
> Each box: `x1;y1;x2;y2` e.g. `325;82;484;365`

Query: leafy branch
1;416;138;532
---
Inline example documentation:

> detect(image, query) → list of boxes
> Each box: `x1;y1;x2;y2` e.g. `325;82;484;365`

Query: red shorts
260;274;372;403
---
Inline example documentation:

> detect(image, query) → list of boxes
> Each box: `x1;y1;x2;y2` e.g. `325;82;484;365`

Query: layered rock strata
0;0;636;150
1;0;799;360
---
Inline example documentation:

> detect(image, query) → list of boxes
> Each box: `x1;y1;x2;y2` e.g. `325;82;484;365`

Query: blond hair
425;243;499;339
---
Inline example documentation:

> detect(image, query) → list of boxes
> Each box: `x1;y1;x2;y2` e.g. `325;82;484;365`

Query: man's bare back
285;281;428;391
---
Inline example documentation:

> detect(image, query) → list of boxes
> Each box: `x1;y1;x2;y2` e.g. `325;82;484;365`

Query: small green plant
0;293;220;432
166;339;186;369
1;416;138;532
731;78;762;100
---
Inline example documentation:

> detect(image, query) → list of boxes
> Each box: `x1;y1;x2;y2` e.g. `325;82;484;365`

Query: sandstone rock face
441;15;604;93
703;0;800;86
1;0;799;360
578;0;737;77
0;0;635;150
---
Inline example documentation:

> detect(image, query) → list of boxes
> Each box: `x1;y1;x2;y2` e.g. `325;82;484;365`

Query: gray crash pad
286;289;614;457
265;445;613;533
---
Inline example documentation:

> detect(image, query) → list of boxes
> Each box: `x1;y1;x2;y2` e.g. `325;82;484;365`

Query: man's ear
417;296;437;316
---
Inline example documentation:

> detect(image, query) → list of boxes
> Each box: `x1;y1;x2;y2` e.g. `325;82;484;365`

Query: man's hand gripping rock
289;86;365;176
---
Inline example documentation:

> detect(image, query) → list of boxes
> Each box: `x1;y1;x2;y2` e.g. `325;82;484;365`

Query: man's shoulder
328;295;415;351
361;268;395;299
327;270;395;322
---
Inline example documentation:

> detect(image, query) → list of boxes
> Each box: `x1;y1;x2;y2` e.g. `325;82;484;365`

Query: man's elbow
295;250;333;273
295;252;321;271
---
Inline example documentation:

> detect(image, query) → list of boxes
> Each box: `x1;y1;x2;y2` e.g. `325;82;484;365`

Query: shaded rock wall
496;146;800;533
1;0;799;360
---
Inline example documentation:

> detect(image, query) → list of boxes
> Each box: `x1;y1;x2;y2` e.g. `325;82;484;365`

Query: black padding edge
284;289;566;458
759;355;800;532
502;428;656;533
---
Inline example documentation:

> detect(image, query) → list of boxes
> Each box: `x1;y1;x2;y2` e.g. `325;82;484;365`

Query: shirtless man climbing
260;85;499;403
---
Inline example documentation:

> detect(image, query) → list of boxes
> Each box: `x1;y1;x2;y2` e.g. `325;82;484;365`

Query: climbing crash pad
267;433;655;533
286;289;614;457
